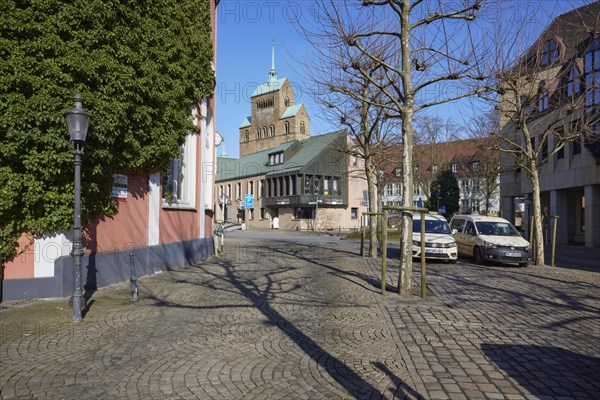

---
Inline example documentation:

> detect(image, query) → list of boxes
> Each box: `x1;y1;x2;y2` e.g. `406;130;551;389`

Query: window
572;139;581;155
541;137;548;160
567;66;582;98
284;121;290;135
256;129;260;140
295;207;314;219
394;167;402;177
163;133;197;206
304;176;311;194
285;97;290;107
351;155;357;167
300;121;305;135
471;161;480;171
385;184;393;196
332;178;339;196
270;125;275;137
245;130;249;142
393;183;401;196
556;144;565;159
541;39;559;66
585;38;600;108
323;178;329;195
263;127;268;139
452;163;458;173
248;181;254;196
432;164;438;174
351;208;358;219
538;88;549;112
313;176;320;194
236;182;241;199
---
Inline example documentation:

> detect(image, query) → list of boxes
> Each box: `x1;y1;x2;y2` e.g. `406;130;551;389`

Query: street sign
239;201;245;210
245;194;254;209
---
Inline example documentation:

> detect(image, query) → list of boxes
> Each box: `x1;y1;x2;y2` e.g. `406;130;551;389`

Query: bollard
420;212;426;299
381;211;388;295
129;252;138;302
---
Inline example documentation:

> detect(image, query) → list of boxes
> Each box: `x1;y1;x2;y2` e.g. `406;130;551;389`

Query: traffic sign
245;194;254;209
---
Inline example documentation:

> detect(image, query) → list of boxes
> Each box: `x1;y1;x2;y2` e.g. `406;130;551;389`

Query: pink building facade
2;1;219;301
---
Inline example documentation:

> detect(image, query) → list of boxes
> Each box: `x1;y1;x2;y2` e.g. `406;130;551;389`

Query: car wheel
519;262;529;268
474;247;485;265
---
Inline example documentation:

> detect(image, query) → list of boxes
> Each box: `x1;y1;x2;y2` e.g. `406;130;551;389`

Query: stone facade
239;61;310;156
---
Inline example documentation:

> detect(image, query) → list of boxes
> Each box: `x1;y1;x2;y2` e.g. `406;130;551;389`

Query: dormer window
541;39;559;66
269;151;284;166
394;167;402;176
452;163;458;173
471;161;480;171
432;164;438;174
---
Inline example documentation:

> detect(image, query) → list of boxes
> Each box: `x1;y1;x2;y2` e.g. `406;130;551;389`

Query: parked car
412;213;458;263
450;215;531;267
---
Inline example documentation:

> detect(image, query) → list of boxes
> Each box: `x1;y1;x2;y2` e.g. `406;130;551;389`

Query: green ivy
0;0;214;264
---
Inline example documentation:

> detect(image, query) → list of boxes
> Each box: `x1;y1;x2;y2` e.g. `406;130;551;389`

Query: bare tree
299;0;484;295
477;1;600;265
466;112;501;215
297;4;401;257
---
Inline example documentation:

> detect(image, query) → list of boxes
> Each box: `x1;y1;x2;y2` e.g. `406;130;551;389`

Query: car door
451;218;467;255
463;221;478;257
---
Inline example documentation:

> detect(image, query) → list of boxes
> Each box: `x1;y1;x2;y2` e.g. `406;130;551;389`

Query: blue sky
215;0;591;158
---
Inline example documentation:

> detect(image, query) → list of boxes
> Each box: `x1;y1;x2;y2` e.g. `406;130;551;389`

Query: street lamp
64;93;91;323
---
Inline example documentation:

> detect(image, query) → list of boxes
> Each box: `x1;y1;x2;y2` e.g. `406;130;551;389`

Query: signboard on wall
112;174;128;201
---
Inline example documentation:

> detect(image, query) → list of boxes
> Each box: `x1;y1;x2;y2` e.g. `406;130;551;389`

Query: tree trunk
367;165;378;257
398;0;414;296
530;168;545;266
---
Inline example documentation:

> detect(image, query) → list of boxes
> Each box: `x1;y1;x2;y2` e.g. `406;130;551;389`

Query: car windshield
413;219;451;234
475;221;520;236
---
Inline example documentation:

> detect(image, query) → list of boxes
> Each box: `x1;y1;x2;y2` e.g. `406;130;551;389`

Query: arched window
585;37;600;108
567;66;582;98
541;39;559;66
270;125;275;137
300;121;305;135
284;122;289;135
245;130;249;142
256;129;260;140
263;127;267;138
284;97;289;107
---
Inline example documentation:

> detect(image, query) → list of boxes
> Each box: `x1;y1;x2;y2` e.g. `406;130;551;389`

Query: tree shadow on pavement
481;343;600;399
143;240;423;399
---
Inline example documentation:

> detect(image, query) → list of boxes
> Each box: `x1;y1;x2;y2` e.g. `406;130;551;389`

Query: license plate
504;252;520;257
426;248;444;254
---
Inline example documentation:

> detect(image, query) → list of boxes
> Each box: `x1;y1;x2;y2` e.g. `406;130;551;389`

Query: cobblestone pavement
1;234;599;400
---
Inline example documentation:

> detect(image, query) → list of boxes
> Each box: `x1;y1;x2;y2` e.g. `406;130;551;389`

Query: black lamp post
64;93;91;323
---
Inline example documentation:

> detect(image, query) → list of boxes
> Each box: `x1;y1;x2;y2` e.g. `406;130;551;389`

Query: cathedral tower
239;42;310;156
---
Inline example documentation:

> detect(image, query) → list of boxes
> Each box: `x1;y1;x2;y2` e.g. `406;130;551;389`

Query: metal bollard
129;252;138;302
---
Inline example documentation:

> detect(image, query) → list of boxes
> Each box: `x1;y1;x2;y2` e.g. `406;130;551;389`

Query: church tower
239;42;310;156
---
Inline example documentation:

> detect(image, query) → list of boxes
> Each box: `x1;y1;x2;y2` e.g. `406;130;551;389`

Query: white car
412;213;458;263
450;215;531;267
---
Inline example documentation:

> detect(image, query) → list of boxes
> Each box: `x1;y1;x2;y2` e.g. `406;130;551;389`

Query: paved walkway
1;234;599;399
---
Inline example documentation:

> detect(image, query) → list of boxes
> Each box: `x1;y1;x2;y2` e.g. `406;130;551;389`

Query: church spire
268;40;277;83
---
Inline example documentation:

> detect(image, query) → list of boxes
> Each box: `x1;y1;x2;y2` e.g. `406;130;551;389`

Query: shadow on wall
481;343;600;399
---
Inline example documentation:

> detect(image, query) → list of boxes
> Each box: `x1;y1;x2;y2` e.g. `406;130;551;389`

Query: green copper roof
280;104;303;119
251;77;287;97
215;130;345;182
239;116;251;128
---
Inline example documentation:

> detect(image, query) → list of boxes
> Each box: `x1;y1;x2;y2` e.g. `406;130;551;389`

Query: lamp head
65;93;91;143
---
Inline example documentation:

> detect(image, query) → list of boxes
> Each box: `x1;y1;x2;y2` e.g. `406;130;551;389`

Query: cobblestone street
1;233;599;399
